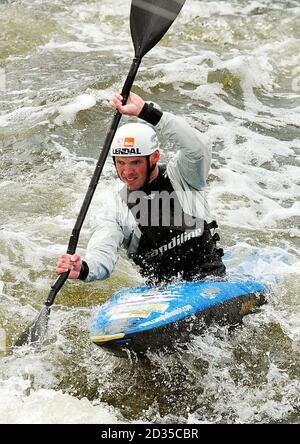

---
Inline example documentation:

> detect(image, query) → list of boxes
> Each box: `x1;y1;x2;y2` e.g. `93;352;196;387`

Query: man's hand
56;253;82;280
110;92;144;116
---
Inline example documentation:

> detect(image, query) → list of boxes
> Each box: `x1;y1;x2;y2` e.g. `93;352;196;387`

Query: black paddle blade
14;305;50;347
130;0;186;58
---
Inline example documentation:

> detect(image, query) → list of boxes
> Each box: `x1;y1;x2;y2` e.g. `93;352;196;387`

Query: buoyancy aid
120;165;225;284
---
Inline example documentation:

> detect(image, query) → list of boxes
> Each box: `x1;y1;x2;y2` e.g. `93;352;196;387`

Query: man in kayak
56;92;225;284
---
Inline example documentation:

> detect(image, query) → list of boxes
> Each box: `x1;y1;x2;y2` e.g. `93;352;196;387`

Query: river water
0;0;299;424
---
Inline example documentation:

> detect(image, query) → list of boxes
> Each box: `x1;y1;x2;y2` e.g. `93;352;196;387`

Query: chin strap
112;157;123;182
144;155;156;187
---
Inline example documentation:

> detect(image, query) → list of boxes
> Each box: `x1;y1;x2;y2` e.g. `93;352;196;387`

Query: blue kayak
90;279;267;353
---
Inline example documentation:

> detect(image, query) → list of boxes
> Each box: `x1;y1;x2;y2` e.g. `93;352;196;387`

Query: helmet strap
112;157;122;180
144;155;157;187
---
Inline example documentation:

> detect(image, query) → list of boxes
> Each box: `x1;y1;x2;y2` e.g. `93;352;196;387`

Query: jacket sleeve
155;112;211;190
83;211;124;282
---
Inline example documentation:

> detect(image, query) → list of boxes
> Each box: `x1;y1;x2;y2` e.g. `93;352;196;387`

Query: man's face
115;156;148;190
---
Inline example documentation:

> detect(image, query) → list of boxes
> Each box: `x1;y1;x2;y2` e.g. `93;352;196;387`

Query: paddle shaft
46;57;141;307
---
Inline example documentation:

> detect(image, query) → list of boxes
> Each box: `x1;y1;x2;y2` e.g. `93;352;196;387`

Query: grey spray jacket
84;111;213;282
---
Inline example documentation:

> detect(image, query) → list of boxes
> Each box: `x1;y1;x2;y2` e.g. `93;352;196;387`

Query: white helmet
110;123;159;157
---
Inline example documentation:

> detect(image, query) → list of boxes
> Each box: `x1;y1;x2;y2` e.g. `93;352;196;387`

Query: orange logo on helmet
124;137;135;147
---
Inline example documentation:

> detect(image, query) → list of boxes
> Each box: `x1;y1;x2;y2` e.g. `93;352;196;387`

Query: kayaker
56;92;225;284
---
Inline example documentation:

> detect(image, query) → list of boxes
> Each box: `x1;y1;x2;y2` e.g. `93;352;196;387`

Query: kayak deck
90;279;267;354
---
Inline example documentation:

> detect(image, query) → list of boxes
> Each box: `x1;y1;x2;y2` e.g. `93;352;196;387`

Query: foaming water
0;377;121;424
0;0;299;424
